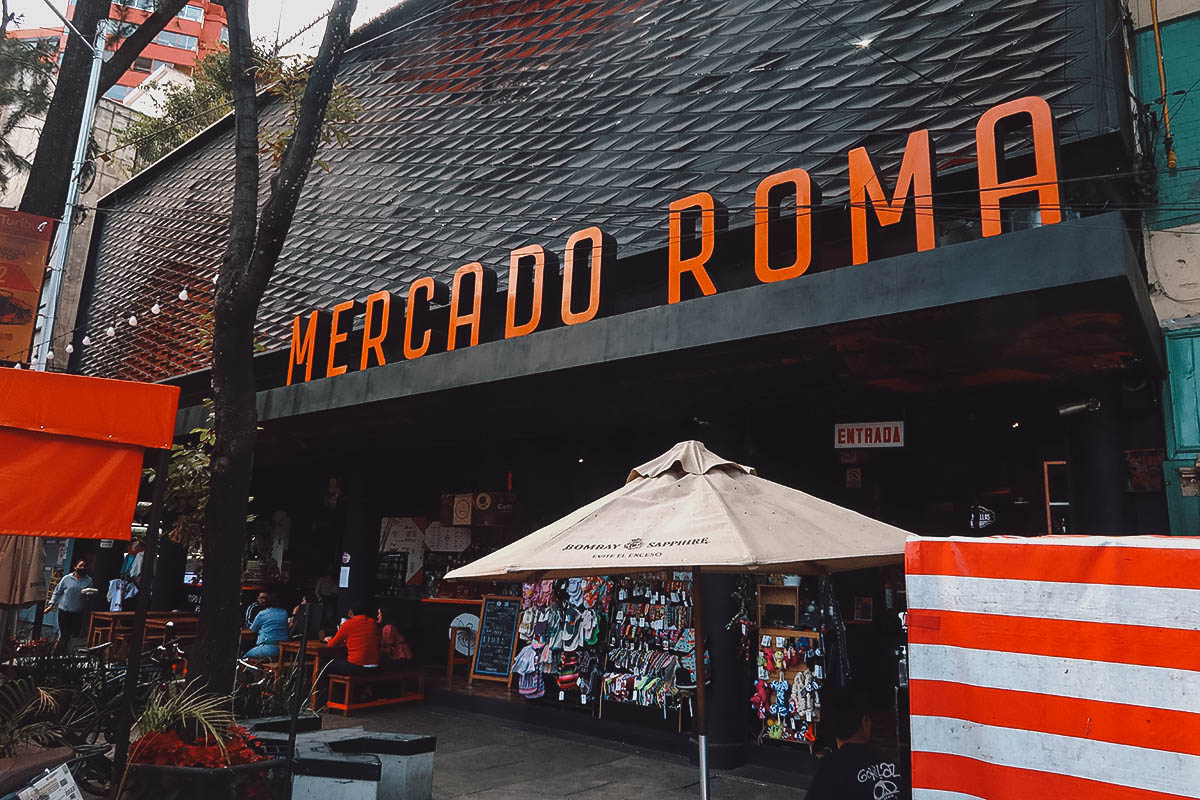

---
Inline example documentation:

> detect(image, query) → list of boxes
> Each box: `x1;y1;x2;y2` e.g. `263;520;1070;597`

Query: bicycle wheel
68;745;113;798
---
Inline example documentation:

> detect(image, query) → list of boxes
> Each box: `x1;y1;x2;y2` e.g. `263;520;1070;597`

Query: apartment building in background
10;0;228;103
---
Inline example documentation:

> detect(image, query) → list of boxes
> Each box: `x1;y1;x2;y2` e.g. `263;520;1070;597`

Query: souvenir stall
749;583;826;746
446;441;910;800
510;577;610;703
599;574;696;729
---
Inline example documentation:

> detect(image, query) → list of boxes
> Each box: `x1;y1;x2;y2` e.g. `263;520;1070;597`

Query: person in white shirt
47;561;94;653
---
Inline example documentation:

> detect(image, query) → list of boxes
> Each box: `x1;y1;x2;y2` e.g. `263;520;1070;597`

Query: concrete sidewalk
321;706;809;799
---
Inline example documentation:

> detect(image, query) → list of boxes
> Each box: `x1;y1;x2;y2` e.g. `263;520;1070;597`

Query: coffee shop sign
286;96;1062;385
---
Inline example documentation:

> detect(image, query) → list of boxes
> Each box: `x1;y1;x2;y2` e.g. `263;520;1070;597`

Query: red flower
130;726;269;768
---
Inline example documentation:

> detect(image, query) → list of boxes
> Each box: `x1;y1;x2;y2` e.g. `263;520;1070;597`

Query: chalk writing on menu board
472;595;520;680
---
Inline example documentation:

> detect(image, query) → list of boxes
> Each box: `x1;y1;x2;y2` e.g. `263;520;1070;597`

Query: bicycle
61;638;187;797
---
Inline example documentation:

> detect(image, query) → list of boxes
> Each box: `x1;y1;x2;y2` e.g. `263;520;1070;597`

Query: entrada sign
834;422;905;449
287;96;1062;385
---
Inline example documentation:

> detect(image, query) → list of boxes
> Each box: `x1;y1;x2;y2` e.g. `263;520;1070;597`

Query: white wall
0;93;144;360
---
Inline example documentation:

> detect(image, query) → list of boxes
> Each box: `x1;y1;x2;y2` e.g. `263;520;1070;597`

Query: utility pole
31;15;106;371
24;4;105;644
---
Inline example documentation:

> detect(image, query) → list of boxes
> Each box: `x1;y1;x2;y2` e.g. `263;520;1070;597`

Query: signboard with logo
834;421;905;449
379;517;426;585
424;522;471;552
0;209;54;364
440;491;517;527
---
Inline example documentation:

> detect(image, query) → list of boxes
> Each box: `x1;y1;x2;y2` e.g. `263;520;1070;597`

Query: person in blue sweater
245;594;289;659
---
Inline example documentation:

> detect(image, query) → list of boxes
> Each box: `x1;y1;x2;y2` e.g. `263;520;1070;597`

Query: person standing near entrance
805;690;911;800
46;560;93;654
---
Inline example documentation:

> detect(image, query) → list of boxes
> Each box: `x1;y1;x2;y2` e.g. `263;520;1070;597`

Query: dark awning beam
176;212;1160;433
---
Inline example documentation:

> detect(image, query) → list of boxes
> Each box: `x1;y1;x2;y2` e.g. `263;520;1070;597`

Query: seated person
377;609;412;665
325;605;380;674
244;594;289;660
245;591;269;628
289;593;323;640
805;688;911;800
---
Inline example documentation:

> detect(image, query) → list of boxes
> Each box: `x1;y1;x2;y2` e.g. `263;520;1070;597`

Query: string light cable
19;185;1200;368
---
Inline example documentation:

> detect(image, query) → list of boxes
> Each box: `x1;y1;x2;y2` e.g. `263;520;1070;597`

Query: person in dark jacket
806;689;910;800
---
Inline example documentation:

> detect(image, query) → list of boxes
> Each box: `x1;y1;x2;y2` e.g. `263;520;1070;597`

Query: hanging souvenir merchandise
514;577;611;705
599;573;696;726
750;579;828;747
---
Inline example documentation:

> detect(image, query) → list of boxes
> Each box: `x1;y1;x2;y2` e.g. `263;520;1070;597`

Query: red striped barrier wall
905;535;1200;800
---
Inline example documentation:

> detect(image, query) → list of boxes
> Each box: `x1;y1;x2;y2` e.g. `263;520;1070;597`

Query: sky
8;0;403;55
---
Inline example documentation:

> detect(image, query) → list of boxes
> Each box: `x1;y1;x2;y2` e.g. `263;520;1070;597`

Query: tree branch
97;0;190;93
217;0;259;299
242;0;357;307
17;0;106;217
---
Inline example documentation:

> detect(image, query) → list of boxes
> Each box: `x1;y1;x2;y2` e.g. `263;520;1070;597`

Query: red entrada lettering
837;425;903;446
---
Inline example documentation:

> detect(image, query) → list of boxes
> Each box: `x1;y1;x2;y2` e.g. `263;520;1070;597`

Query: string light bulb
65;343;74;354
81;336;91;346
46;350;54;361
105;326;116;337
12;362;21;369
178;288;188;301
151;302;161;315
128;315;137;326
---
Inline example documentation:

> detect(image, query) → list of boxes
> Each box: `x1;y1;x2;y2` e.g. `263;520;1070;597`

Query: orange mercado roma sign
287;95;1061;385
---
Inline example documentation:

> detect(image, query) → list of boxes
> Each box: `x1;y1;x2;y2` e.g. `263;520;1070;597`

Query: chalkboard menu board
470;594;521;683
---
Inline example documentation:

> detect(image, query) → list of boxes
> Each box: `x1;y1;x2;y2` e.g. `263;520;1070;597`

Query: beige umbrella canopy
444;440;909;582
446;441;910;799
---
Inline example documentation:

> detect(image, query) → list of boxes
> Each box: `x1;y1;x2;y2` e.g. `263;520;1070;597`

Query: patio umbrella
445;440;910;798
0;535;44;607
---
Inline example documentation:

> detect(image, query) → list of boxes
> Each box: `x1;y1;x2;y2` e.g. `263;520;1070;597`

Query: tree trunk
189;0;260;695
18;0;190;219
17;0;105;219
190;0;357;694
193;298;258;695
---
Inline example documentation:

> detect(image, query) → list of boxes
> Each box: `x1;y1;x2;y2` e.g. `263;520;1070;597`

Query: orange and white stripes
905;535;1200;800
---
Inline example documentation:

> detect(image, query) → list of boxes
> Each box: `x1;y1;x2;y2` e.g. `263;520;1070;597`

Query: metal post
691;568;710;800
32;28;105;370
110;448;171;786
285;603;311;788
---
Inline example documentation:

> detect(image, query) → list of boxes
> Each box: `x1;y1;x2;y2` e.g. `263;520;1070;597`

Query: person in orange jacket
324;605;380;674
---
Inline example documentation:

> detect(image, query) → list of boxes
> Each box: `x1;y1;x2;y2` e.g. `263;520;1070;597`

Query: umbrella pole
692;568;710;800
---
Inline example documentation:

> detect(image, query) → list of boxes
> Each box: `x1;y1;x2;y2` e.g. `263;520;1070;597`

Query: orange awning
0;369;180;540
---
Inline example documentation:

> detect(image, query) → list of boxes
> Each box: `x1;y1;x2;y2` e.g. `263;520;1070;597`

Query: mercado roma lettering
287;95;1062;385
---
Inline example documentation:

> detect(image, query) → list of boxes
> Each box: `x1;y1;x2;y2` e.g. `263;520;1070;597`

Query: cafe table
277;640;347;707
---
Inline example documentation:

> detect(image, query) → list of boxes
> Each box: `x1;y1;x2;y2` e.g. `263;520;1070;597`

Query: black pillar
1066;377;1126;534
699;571;747;769
339;472;372;614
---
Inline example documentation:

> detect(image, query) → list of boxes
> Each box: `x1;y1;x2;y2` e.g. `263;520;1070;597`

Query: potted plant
118;682;287;800
0;677;63;758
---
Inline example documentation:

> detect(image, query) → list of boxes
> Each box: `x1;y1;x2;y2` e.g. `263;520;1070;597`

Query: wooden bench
326;668;424;716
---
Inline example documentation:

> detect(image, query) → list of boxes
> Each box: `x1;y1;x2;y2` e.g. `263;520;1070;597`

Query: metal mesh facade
78;0;1123;381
